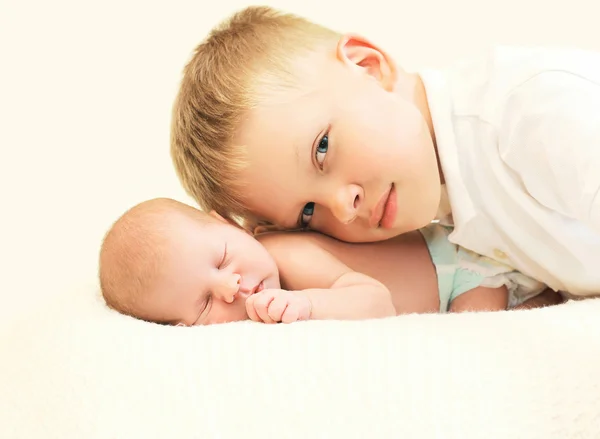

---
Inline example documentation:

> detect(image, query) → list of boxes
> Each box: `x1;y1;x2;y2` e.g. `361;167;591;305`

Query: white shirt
420;45;600;296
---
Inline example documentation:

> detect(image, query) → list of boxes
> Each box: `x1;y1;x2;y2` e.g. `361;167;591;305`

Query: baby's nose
217;273;241;303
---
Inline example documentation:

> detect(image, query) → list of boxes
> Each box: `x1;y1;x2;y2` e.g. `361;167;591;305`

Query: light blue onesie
419;223;546;312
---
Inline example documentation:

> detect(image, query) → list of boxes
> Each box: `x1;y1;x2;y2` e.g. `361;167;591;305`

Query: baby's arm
257;232;396;322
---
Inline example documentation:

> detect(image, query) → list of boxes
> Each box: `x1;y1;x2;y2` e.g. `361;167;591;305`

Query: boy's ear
336;34;397;92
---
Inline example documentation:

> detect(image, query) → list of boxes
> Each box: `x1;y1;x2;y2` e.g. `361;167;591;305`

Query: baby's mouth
252;281;265;295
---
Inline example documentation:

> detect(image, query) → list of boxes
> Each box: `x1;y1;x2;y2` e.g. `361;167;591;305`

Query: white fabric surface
1;288;600;439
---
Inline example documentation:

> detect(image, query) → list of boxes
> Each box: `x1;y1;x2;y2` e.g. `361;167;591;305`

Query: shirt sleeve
497;70;600;234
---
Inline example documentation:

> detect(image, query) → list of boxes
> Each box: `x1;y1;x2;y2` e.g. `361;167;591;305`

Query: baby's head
98;198;280;325
171;6;441;244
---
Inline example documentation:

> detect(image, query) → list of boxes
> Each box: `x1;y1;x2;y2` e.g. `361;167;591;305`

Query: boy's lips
370;184;397;229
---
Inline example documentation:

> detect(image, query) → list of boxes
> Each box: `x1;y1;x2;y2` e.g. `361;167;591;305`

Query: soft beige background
1;0;598;326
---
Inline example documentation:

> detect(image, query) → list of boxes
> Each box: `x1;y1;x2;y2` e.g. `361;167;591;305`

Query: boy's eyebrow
293;133;310;176
294;138;302;163
294;120;322;169
284;138;305;229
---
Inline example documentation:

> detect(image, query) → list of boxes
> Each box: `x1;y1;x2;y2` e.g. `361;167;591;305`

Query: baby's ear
209;210;249;232
253;223;286;235
253;225;270;235
209;210;241;226
208;210;228;223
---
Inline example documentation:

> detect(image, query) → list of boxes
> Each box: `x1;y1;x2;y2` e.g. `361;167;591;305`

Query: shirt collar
435;184;453;226
419;68;476;231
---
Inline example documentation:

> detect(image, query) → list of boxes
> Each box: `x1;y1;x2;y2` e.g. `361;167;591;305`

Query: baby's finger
245;296;261;322
267;295;288;322
281;305;300;324
253;292;276;324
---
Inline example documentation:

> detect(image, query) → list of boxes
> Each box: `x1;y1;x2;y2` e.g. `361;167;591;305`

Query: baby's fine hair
170;6;340;228
98;198;209;321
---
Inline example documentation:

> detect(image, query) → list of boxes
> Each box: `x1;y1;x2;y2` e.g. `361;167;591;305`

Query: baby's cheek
206;301;249;325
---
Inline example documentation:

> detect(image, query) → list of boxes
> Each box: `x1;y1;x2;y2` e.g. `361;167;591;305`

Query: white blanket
1;288;600;439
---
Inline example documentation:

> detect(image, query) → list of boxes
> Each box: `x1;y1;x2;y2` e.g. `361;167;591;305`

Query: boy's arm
450;286;565;313
498;70;600;233
257;232;396;321
512;288;566;310
448;286;508;313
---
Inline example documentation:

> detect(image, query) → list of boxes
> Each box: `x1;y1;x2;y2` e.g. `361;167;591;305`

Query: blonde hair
98;198;209;321
170;6;340;227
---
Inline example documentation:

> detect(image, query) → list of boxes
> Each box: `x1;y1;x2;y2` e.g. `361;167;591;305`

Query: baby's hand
245;289;311;324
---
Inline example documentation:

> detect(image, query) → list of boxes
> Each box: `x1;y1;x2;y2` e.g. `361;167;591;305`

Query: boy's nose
214;273;241;303
330;184;362;224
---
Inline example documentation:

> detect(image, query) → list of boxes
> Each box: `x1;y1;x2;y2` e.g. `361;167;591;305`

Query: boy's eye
301;202;315;227
315;134;328;168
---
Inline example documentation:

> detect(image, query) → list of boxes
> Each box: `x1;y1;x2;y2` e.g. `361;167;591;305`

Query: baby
99;198;561;325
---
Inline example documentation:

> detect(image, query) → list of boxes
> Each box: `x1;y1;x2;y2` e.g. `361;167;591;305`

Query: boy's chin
324;226;401;244
331;220;431;243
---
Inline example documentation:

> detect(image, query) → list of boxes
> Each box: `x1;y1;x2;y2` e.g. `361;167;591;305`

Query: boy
98;198;557;325
170;6;600;298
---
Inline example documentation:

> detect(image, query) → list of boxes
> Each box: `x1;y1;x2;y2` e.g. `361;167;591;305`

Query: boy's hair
98;198;209;320
170;6;340;227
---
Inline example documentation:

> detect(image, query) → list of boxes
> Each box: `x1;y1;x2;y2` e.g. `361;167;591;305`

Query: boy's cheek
312;217;394;243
